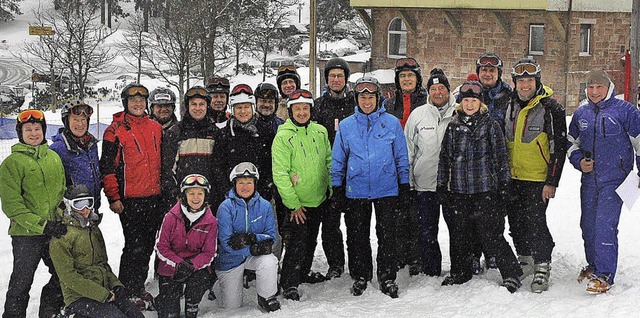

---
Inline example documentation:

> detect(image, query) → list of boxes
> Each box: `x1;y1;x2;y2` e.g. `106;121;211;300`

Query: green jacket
0;143;65;236
49;215;123;306
272;119;332;210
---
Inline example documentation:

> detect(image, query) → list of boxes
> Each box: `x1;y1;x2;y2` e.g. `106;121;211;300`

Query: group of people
1;53;640;318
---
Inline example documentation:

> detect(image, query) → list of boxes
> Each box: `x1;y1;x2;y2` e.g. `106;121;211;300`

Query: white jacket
404;93;457;191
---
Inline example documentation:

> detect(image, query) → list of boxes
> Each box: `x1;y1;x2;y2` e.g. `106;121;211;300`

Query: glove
436;186;451;206
250;238;274;256
228;233;256;250
398;183;415;207
111;285;127;301
173;260;194;283
330;186;346;210
43;220;67;238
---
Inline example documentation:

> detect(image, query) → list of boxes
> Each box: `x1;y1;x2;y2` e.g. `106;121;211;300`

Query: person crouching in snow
155;174;218;318
436;81;523;293
215;162;280;312
49;185;144;318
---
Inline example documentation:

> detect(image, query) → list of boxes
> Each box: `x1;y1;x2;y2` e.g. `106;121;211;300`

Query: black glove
398;183;415;207
173;260;194;283
250;238;274;256
436;186;451;206
330;186;346;210
43;220;67;238
111;285;127;301
228;233;257;250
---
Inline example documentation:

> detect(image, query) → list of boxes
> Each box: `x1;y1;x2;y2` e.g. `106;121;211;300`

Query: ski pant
416;191;455;276
345;196;398;283
3;235;64;318
446;192;522;280
395;191;421;270
506;180;555;263
321;201;346;270
216;254;279;309
67;297;144;318
580;182;623;284
156;269;210;318
279;204;323;290
118;196;162;294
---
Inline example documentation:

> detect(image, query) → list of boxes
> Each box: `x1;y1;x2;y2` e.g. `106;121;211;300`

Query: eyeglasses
354;82;379;94
289;89;313;100
70;104;93;117
208;77;230;87
395;58;419;68
183;174;209;187
398;72;416;78
231;84;253;96
185;87;209;98
69;197;94;210
18;109;45;123
328;74;345;79
512;63;540;76
459;83;483;96
126;86;148;97
477;56;502;68
278;65;297;73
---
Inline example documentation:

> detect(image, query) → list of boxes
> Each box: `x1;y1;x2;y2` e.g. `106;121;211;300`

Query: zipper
133;139;142;153
536;140;549;165
592;107;599;187
601;117;606;138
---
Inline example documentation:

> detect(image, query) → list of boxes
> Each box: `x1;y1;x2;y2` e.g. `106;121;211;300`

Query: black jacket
313;89;356;145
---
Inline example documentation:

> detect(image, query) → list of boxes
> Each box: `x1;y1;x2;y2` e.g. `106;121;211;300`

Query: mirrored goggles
231;84;253;96
233;162;259;178
69;197;94;210
395;58;419;68
70;104;93;117
126;86;149;97
278;65;297;73
289;89;313;100
477;56;502;68
17;109;45;123
185;87;209;98
183;174;208;187
354;82;379;94
512;63;540;77
208;77;230;87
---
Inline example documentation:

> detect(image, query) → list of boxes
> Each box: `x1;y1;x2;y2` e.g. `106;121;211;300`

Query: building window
529;24;544;55
388;17;407;57
580;24;591;56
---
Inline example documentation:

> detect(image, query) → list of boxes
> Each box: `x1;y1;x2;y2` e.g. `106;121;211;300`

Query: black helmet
476;53;504;79
61;100;93;131
149;87;176;105
354;76;381;109
393;57;422;90
324;57;351;84
254;82;279;116
511;58;542;91
276;65;301;98
121;83;149;112
206;77;230;95
184;85;212;111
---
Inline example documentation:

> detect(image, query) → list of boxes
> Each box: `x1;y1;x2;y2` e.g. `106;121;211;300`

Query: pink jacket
155;202;218;277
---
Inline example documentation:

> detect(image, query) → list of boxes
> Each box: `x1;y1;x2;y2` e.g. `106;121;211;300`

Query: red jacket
155;202;217;277
99;111;162;202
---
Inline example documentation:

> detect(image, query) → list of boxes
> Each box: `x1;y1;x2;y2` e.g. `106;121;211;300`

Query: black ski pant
156;269;210;318
118;195;162;294
321;200;345;270
279;204;323;289
67;297;144;318
395;191;421;270
506;180;555;263
445;192;522;280
3;235;64;318
416;191;456;276
345;196;398;283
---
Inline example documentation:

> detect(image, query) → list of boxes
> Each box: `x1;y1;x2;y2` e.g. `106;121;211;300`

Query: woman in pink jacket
155;174;218;318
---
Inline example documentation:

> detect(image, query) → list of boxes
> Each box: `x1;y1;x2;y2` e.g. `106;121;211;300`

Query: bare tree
250;0;296;81
117;12;149;82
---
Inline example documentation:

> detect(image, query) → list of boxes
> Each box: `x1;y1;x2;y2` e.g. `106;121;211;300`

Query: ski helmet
394;57;422;90
254;82;279;116
276;65;301;98
206;77;230;95
354;76;380;102
511;58;542;91
476;53;504;79
179;174;211;207
286;89;314;124
61;100;93;131
148;87;176;108
184;86;212;112
324;57;351;84
16;109;47;145
229;162;260;182
63;184;94;212
121;83;149;112
229;84;256;116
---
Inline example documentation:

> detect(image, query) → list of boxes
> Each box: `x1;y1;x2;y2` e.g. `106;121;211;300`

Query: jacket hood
226;187;263;205
11;142;50;159
585;81;616;108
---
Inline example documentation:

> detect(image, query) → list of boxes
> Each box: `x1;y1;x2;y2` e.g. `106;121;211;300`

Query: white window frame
579;24;592;56
388;17;407;58
528;24;544;56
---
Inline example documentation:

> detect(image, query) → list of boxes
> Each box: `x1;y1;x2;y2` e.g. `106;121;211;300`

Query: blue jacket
215;189;277;271
50;128;102;210
568;83;640;186
331;106;410;199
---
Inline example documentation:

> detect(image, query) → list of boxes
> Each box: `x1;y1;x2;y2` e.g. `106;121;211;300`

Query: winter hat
426;68;451;92
276;65;301;98
466;73;479;81
586;70;611;86
458;81;483;100
16;109;47;145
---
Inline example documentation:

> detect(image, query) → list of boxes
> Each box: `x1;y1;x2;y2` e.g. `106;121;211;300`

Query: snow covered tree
0;0;22;21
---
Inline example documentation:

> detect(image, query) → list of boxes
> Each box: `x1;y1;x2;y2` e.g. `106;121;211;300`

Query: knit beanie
586;70;610;86
426;68;451;92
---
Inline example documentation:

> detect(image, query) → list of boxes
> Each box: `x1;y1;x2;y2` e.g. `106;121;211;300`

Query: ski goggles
208;77;230;88
354;81;379;94
70;103;94;117
126;85;148;97
476;55;502;68
395;58;419;69
69;197;95;210
459;82;483;96
512;62;540;77
17;109;45;124
185;87;209;98
231;162;260;179
289;89;313;100
183;174;209;187
152;93;173;103
231;84;253;96
278;65;297;73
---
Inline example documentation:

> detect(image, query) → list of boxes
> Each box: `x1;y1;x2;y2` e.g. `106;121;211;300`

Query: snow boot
518;255;535;279
380;280;399;299
302;271;327;284
326;266;344;280
441;274;472;286
258;294;281;312
184;302;199;318
244;269;256;289
486;257;498;269
472;257;484;275
283;287;300;301
586;276;612;294
351;278;368;296
409;263;423;276
577;266;594;283
502;277;522;293
531;262;551;293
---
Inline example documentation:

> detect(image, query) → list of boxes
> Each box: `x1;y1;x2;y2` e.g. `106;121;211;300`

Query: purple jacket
155;202;218;277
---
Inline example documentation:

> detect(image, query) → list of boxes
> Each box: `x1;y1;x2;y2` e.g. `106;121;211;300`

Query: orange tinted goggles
278;65;297;73
354;82;378;94
512;63;540;76
289;89;313;99
231;84;253;96
17;109;45;123
185;87;209;98
126;86;148;97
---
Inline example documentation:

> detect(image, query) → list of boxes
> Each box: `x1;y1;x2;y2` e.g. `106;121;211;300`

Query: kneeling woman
155;174;218;318
216;162;280;312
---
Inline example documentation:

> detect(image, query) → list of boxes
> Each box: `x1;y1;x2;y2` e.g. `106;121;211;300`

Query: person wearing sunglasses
155;174;217;318
215;163;280;312
437;81;522;293
568;70;640;294
331;76;410;298
403;68;458;278
503;58;567;293
206;77;231;124
382;57;428;129
0;109;67;317
50;101;102;214
49;184;144;318
272;89;333;301
275;64;301;120
148;87;178;132
100;82;163;307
